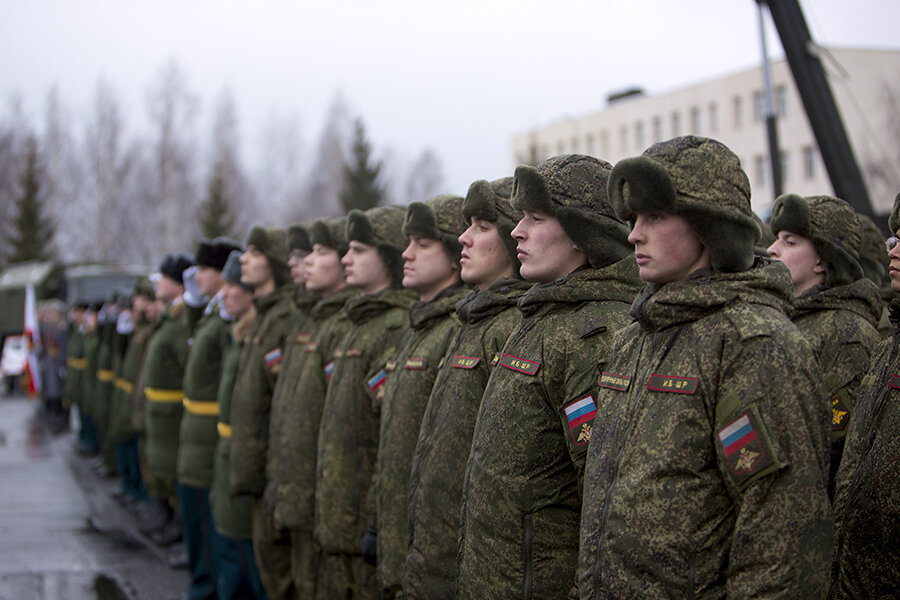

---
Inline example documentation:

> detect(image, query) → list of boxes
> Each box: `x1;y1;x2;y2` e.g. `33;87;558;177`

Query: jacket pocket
522;512;533;600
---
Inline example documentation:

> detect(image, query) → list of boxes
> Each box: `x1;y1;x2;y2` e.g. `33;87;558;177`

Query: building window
671;111;681;137
600;130;609;156
755;155;767;186
557;140;565;155
708;102;718;133
619;125;628;153
653;116;663;142
734;95;743;128
754;90;767;122
775;85;788;117
634;121;644;149
690;106;701;133
571;137;579;153
780;151;789;184
541;145;549;160
803;146;816;179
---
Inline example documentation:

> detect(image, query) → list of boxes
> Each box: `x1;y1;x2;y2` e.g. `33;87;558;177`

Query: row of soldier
62;135;896;599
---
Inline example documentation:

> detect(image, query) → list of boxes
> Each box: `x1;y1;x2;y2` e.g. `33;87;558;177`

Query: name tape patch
404;358;428;370
499;354;540;376
450;355;480;369
648;374;698;394
293;333;311;345
599;372;631;392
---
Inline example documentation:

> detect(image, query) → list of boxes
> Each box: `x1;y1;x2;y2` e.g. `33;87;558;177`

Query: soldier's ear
813;260;826;274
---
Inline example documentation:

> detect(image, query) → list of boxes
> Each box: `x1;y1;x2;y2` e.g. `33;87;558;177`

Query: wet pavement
0;393;188;600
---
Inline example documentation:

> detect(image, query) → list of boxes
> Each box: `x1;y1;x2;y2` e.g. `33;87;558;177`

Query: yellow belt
115;378;134;393
144;387;185;403
183;397;219;416
217;422;232;438
67;357;87;369
96;369;115;381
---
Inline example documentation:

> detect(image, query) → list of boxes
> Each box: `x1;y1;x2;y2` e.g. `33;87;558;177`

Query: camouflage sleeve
714;334;831;599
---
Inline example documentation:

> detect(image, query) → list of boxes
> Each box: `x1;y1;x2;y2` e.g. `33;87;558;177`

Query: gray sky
2;0;899;197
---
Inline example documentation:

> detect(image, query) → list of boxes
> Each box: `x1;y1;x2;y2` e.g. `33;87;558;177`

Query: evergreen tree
8;136;55;263
198;160;236;238
339;118;384;212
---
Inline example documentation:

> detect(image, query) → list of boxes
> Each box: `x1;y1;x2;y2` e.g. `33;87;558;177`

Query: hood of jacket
793;277;882;327
408;284;470;331
456;278;532;325
344;287;417;324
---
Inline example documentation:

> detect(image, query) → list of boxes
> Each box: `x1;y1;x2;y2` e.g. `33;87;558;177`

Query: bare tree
299;91;352;219
404;148;446;204
861;80;900;215
0;96;31;265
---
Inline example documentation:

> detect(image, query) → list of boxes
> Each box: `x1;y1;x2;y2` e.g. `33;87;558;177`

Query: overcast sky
2;0;899;197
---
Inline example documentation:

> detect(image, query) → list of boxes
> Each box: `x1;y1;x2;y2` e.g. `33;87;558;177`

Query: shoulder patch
717;411;775;486
648;374;698;394
404;357;428;370
832;397;850;431
264;348;283;374
490;353;501;367
499;353;540;375
324;360;335;381
564;394;597;446
599;372;631;392
368;369;387;392
450;355;480;369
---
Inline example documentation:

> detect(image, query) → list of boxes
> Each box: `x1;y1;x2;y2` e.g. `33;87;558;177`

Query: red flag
23;283;41;397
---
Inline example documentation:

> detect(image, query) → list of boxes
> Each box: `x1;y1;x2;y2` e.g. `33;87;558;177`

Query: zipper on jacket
522;512;533;600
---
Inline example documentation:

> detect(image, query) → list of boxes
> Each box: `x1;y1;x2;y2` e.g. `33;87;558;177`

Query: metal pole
758;0;783;200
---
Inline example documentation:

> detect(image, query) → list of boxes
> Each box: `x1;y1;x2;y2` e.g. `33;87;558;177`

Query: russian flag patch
717;411;774;484
564;395;597;446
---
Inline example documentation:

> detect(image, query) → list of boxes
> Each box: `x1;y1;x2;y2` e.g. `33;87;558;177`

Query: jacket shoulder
721;301;786;342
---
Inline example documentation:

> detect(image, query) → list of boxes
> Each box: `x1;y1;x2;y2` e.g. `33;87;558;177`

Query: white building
510;47;900;216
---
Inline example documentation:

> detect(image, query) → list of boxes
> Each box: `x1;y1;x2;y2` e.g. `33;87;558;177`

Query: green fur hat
463;177;521;275
511;154;631;269
609;135;758;272
770;194;864;287
309;216;349;257
287;223;313;253
403;194;466;266
134;277;156;301
346;205;408;286
857;213;889;286
245;226;291;287
889;192;900;235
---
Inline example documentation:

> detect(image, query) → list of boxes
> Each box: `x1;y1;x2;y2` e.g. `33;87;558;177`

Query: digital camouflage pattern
142;300;190;480
314;287;415;556
177;294;232;489
456;257;642;600
109;317;153;442
578;259;832;599
831;299;900;598
209;307;256;541
374;283;469;595
791;278;881;498
403;278;531;600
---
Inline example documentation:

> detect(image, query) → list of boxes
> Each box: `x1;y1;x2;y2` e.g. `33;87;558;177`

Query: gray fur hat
462;177;521;275
346;205;408;286
245;226;291;287
403;194;466;266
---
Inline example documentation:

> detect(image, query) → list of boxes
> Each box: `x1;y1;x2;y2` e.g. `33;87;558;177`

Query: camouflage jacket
229;287;299;497
93;319;115;428
272;286;357;532
142;301;190;480
375;283;469;592
830;299;900;598
109;319;152;442
211;308;257;540
81;330;100;421
314;287;416;555
178;294;232;489
64;327;85;408
792;278;881;498
456;257;642;600
403;278;531;600
578;259;832;600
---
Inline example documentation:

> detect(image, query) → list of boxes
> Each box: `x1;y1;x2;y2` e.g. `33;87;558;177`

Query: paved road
0;393;188;600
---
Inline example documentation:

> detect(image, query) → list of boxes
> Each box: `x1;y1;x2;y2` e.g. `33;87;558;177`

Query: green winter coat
578;259;832;600
93;319;115;432
791;278;882;498
178;295;232;489
403;278;531;600
81;330;100;420
110;319;152;442
456;257;642;600
314;287;416;555
229;288;299;497
142;301;190;481
831;299;900;598
375;283;469;593
64;327;85;408
210;310;257;540
273;286;357;532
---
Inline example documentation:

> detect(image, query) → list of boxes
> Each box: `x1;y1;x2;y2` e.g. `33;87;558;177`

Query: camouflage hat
195;237;242;271
134;276;156;301
288;223;313;253
609;135;759;272
245;226;291;287
159;252;194;284
309;216;349;257
346;205;408;286
857;213;889;286
223;250;253;291
770;194;863;286
512;154;631;269
403;194;466;265
463;177;522;275
889;192;900;234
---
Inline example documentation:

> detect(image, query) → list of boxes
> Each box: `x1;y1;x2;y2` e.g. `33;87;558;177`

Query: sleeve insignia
404;358;428;370
564;395;597;446
599;372;630;391
490;353;501;367
293;333;311;345
648;374;698;394
499;353;540;376
324;360;335;381
368;369;387;393
264;348;283;373
385;360;398;372
305;342;319;353
717;412;774;485
832;397;850;431
450;355;480;369
889;375;900;389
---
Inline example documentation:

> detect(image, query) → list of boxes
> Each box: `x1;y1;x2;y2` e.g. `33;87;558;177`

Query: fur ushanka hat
403;194;466;266
346;205;408;286
245;226;291;287
462;177;522;275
